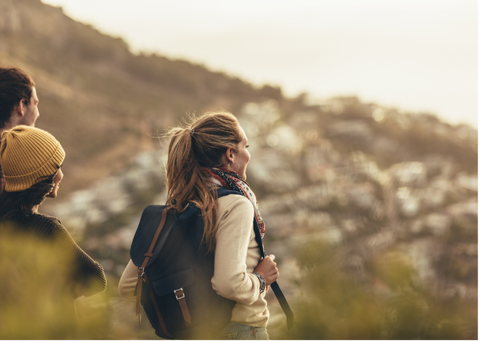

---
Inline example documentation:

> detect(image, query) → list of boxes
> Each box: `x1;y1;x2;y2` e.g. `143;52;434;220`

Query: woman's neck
32;205;39;213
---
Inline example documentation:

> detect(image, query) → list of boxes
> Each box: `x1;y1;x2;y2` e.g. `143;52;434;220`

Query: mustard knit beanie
0;125;65;192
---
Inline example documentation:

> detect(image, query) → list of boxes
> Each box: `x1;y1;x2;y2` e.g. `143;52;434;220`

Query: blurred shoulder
2;213;69;242
32;213;63;228
31;213;73;239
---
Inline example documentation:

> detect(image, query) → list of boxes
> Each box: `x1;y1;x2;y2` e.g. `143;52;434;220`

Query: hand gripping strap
135;208;173;338
253;219;295;330
217;188;295;330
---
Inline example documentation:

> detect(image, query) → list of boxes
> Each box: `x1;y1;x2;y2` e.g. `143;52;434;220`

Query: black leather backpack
130;188;293;339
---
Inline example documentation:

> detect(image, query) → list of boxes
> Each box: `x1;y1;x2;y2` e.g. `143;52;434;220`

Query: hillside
0;0;283;193
0;0;477;339
45;97;477;339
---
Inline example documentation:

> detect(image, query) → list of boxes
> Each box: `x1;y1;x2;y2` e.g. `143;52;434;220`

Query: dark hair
0;174;55;220
165;112;242;252
0;67;35;129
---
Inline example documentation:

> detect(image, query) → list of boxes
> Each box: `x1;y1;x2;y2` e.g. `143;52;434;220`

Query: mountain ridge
0;0;477;205
0;0;284;193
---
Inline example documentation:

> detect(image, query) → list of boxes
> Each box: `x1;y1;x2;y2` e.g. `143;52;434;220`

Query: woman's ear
225;147;235;163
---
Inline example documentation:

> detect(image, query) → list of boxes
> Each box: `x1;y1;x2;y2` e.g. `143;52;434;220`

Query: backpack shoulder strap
252;218;294;330
217;188;295;330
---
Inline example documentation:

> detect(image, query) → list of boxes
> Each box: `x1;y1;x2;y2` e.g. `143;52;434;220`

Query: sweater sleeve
211;195;261;306
118;259;138;299
52;222;107;298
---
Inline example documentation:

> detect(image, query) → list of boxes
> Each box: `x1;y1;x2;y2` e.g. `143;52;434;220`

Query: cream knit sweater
118;194;269;327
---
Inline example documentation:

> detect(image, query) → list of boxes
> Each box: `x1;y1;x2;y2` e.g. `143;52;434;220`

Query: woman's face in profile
233;126;251;180
47;168;63;199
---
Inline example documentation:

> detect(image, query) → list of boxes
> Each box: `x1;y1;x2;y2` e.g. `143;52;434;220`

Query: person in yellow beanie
0;126;106;337
0;125;64;195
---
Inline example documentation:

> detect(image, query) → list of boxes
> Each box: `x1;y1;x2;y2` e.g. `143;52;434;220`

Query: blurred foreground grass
0;232;79;339
275;241;477;340
0;232;476;339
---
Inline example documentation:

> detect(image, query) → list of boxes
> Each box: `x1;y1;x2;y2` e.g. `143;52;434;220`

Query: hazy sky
41;0;477;127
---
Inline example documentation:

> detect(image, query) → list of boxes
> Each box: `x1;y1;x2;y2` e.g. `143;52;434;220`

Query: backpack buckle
137;267;145;278
174;288;185;300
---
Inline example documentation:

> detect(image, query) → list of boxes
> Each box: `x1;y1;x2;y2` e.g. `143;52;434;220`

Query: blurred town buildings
44;97;477;337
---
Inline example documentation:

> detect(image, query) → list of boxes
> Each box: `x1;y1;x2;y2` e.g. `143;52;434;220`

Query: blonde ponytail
164;112;242;253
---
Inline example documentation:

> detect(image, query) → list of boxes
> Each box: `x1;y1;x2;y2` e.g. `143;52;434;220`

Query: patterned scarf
203;167;266;237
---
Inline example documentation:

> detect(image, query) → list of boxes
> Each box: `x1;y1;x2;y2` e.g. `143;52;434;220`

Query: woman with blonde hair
119;112;279;339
